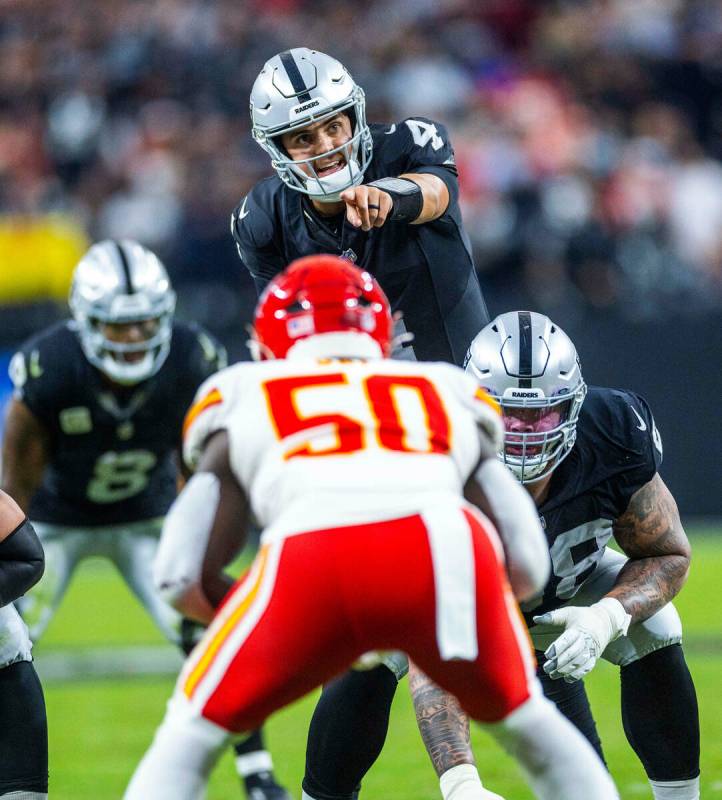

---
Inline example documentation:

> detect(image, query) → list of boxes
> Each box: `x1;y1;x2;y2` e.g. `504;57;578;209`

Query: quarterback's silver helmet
69;240;176;385
250;48;373;202
465;311;586;483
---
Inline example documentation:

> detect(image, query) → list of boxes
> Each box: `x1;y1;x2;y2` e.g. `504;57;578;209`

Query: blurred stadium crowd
2;0;722;347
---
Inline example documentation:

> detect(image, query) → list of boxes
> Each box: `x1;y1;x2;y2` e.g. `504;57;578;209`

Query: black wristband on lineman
367;177;424;222
0;518;44;607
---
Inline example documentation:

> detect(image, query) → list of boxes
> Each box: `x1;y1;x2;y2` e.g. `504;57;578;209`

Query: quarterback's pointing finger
340;187;362;228
341;186;393;231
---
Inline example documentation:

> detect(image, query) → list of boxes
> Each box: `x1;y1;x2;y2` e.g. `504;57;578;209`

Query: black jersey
232;117;488;365
10;321;226;526
524;386;663;619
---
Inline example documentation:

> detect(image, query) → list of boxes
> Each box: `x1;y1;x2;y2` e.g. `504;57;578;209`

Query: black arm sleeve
0;519;45;607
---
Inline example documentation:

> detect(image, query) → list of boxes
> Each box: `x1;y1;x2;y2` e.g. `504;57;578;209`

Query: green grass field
36;528;722;799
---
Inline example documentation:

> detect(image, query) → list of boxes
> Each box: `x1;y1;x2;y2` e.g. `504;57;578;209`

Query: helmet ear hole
272;134;290;158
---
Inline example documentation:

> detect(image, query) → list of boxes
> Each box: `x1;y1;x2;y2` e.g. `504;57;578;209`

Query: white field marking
35;645;181;683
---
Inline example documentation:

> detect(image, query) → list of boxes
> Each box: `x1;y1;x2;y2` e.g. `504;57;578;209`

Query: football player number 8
263;373;450;458
87;450;158;503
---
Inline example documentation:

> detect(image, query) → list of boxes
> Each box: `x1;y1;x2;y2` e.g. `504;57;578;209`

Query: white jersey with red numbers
183;355;502;544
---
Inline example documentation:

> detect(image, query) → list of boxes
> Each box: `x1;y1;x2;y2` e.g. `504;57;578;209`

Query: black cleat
243;770;293;800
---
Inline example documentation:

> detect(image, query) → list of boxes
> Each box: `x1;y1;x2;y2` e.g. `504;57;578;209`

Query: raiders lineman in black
232;47;488;366
1;241;289;800
407;311;700;800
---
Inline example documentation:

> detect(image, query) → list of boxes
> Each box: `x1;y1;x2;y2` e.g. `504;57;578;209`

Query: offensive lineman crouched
125;256;618;800
417;312;699;800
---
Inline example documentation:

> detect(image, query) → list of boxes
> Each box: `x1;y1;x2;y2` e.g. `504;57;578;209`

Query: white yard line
34;646;183;682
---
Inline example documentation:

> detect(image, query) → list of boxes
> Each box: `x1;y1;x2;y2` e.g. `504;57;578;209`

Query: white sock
483;690;619;800
440;763;506;800
235;750;274;777
124;700;229;800
0;793;48;799
650;777;700;800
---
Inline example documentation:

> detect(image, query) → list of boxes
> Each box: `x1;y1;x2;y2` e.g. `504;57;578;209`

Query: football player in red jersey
125;256;618;800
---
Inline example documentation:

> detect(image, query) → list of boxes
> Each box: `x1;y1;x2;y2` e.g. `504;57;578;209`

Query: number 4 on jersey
405;119;444;151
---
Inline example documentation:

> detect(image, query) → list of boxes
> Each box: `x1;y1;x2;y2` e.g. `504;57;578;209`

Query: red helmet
252;255;393;359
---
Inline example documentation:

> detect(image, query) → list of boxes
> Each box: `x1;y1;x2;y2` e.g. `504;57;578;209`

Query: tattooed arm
607;472;691;623
408;661;474;776
534;472;690;683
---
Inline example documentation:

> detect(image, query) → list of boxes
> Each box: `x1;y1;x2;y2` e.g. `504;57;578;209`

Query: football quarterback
234;47;492;800
1;240;292;800
232;47;488;366
408;311;700;800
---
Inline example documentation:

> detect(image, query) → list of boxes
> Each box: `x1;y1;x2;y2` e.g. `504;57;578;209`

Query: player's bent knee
603;602;682;667
481;691;618;800
125;697;230;799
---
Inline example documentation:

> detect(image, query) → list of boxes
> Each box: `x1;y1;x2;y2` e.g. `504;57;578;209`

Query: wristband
366;177;423;222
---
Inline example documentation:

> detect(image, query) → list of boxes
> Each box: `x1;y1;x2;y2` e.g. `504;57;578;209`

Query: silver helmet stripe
518;311;532;389
115;240;135;295
279;50;312;103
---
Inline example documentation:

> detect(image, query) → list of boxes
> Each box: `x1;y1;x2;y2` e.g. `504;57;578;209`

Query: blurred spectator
1;0;722;348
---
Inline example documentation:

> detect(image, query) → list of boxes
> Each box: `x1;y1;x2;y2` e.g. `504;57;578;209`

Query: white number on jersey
652;418;663;458
404;119;444;151
549;519;614;601
86;450;158;504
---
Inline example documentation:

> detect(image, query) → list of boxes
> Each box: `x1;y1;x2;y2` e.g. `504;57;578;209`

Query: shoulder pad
174;322;228;378
231;181;277;249
438;363;503;450
582;386;663;466
182;364;246;471
9;322;75;401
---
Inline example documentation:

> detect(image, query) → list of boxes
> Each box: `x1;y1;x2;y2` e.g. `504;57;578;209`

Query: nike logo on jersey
238;197;250;220
385;124;396;135
630;406;647;431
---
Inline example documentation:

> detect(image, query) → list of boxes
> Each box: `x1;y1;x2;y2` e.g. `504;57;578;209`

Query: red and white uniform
178;355;536;731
